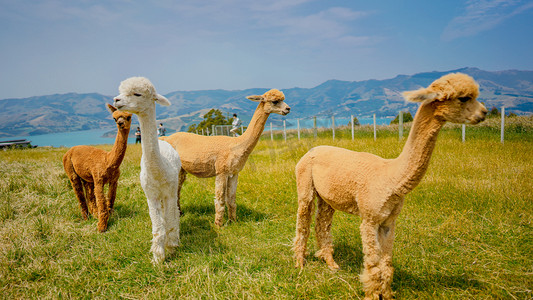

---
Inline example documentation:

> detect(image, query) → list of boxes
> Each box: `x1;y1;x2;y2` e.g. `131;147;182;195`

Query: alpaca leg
163;192;180;252
83;181;97;217
314;195;339;270
147;198;166;263
293;172;315;269
377;220;396;300
214;174;228;226
94;180;109;232
64;161;89;219
107;177;118;212
71;177;89;219
377;202;402;300
360;220;383;300
177;168;187;216
226;174;239;222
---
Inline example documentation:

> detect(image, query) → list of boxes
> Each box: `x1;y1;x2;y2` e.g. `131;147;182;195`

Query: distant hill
1;67;532;137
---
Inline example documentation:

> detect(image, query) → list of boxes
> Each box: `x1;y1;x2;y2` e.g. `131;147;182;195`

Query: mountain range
1;67;532;138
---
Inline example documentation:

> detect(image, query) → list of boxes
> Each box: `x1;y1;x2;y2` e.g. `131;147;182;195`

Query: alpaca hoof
152;256;164;264
327;262;340;271
214;218;224;227
294;256;306;269
315;250;339;271
152;250;165;264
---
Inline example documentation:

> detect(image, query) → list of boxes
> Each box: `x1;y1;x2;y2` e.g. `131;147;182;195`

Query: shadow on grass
182;202;270;224
392;267;484;292
113;203;139;219
321;241;485;293
334;241;364;272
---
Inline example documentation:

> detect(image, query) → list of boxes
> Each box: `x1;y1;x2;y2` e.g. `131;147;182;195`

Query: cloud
442;0;533;41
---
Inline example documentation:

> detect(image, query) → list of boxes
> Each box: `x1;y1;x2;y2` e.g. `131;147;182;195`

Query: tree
187;109;232;133
390;111;413;125
349;116;360;126
487;107;499;118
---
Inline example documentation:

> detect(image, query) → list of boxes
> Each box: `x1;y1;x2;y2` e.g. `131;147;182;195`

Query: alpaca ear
402;88;440;103
107;103;117;112
155;94;171;106
247;95;264;102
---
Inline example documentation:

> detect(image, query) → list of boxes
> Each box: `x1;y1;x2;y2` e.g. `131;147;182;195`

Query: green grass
1;120;532;299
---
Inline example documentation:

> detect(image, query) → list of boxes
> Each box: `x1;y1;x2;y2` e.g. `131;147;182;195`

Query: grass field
1;119;532;299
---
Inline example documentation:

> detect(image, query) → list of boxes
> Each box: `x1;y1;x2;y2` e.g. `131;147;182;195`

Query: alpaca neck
137;108;163;170
393;102;445;194
107;126;130;167
236;102;270;154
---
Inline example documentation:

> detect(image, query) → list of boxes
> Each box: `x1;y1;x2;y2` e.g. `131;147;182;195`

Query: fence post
241;125;244;135
373;114;377;141
399;111;403;141
212;125;215;136
270;122;273;141
201;128;204;136
313;116;317;138
332;116;335;140
350;115;354;141
462;124;466;142
283;120;287;142
501;107;505;144
297;118;301;141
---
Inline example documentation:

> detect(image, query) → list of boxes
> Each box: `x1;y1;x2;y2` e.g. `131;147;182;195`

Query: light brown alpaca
63;104;132;232
162;89;291;226
293;73;488;299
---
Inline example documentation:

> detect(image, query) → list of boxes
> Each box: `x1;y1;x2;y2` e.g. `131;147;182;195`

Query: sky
1;0;532;99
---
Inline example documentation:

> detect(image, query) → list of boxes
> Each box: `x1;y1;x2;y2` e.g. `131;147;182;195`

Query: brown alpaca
161;89;291;226
63;104;132;232
293;73;488;299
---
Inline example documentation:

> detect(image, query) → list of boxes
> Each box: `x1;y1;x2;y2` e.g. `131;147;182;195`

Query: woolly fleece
293;73;487;300
161;89;290;226
63;104;132;232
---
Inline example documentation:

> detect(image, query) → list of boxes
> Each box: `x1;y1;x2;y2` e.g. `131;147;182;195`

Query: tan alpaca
293;73;488;299
162;89;291;226
63;104;132;232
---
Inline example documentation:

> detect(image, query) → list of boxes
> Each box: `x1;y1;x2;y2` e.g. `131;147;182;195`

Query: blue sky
1;0;532;99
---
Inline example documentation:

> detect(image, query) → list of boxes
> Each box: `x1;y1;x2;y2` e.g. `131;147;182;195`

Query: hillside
1;67;532;137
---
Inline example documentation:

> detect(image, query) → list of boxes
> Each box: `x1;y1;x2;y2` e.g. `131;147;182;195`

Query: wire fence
196;107;514;143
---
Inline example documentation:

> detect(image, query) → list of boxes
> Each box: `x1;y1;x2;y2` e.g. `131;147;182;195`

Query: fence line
351;115;354;140
193;109;512;144
399;111;404;141
501;106;505;144
373;114;377;141
332;116;335;140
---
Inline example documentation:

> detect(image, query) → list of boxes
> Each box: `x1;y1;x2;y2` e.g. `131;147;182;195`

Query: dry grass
0;122;532;299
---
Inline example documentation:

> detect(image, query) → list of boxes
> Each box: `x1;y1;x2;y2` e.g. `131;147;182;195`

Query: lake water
3;117;392;148
4;128;122;148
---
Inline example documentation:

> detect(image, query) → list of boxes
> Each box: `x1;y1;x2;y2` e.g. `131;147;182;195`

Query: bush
390;111;413;124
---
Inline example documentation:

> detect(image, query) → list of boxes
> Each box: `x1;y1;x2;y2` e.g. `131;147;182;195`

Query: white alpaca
113;77;181;263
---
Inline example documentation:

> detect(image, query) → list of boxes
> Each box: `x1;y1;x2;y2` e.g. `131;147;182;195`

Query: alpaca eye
458;97;470;103
272;101;279;105
127;116;131;121
134;93;142;97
